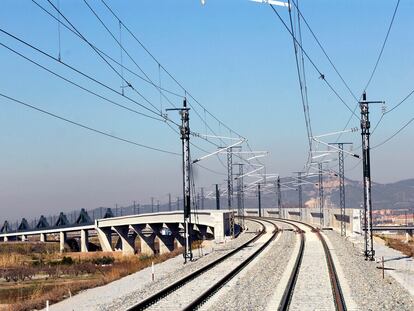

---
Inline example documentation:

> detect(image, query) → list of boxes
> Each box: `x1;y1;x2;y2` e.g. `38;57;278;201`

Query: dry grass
377;234;414;257
0;244;184;311
0;254;28;268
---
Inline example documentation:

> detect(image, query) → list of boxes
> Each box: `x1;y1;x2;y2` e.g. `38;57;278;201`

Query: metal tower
294;172;304;220
360;92;382;261
167;98;193;263
227;147;234;237
277;177;282;218
318;162;324;228
258;183;262;217
329;142;352;236
236;164;245;229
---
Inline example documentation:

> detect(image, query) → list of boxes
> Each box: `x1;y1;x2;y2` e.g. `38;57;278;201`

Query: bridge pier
167;223;185;249
80;229;89;252
40;233;46;242
59;232;66;253
157;225;174;255
96;227;113;252
3;236;8;242
132;224;156;256
112;226;135;255
406;229;413;243
20;234;27;242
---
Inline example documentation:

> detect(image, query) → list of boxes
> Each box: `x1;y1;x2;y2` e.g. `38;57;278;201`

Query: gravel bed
201;221;295;311
99;220;262;311
325;231;414;311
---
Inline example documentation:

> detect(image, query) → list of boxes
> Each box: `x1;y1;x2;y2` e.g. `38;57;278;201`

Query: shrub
93;256;114;266
61;256;73;265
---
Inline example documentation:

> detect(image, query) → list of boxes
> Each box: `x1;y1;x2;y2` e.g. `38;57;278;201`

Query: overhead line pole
360;92;383;261
236;163;245;229
293;172;304;220
329;142;353;236
318;162;324;228
166;98;192;263
277;176;282;218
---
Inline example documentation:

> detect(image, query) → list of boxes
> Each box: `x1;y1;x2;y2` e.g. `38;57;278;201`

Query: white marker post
151;261;155;282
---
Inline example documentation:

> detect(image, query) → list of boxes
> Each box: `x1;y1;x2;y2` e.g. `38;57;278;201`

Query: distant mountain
244;177;414;210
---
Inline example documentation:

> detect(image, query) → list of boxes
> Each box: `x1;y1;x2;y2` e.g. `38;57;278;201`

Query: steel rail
267;217;346;311
272;219;305;311
127;218;273;311
183;218;279;310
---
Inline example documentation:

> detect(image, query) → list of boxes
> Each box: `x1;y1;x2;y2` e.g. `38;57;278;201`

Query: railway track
126;218;278;311
269;218;346;311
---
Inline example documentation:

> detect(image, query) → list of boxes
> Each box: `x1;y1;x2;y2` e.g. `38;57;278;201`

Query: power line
338;0;401;142
290;0;359;102
0;92;180;156
372;117;414;149
89;0;253;171
386;87;414;115
97;0;264;174
372;86;414;134
194;163;226;176
46;0;165;116
269;4;359;119
0;41;165;123
0;27;167;120
32;0;184;99
100;0;245;139
287;0;313;153
81;0;180;112
363;0;401;92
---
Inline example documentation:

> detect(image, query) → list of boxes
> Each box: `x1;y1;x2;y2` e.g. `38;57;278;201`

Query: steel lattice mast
236;163;245;229
318;162;324;228
360;92;383;261
227;147;234;237
277;176;282;218
167;98;192;263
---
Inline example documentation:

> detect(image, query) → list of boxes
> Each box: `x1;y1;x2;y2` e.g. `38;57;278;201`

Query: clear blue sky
0;0;413;220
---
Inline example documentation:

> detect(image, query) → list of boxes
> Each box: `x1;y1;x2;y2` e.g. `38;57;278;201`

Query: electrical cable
82;0;180;113
0;92;180;156
0;27;168;121
372;117;414;149
371;87;414;135
290;0;358;102
100;0;245;139
46;0;164;116
287;0;313;153
0;41;165;123
269;4;358;119
363;0;401;92
86;0;254;172
33;0;183;98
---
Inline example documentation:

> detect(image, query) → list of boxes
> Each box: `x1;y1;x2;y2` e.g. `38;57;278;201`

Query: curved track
127;218;278;311
269;218;346;311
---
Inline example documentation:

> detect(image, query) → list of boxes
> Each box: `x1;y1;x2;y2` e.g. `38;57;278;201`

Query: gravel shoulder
324;230;414;311
47;220;261;311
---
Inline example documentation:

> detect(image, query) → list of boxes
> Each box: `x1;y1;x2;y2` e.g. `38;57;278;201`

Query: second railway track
127;218;278;311
270;218;346;311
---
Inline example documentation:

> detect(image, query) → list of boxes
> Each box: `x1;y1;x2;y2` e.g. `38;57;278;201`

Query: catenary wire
290;0;359;102
100;0;245;139
363;0;401;92
33;0;183;98
0;41;165;123
372;117;414;150
46;0;166;116
81;0;180;112
269;4;358;119
0;27;170;121
0;92;180;156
